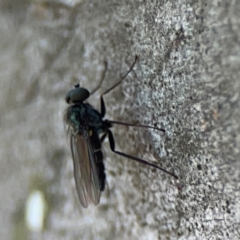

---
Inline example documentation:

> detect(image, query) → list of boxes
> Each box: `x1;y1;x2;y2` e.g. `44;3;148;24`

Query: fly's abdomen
95;151;105;191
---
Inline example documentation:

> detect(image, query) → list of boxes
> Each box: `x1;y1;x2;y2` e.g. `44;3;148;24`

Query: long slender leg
100;132;108;143
106;120;165;133
107;130;178;179
100;56;138;117
91;60;108;95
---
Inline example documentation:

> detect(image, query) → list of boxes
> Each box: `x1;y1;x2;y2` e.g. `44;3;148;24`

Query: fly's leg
100;132;108;143
100;56;138;117
106;120;165;133
106;130;178;179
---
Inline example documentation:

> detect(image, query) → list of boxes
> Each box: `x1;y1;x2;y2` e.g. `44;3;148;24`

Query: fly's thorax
65;103;104;134
65;105;82;133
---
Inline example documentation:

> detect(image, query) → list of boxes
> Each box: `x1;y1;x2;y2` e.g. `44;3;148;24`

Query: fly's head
65;84;90;104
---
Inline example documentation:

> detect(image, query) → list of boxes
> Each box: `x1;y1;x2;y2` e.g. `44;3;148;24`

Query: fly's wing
85;134;102;204
70;133;101;208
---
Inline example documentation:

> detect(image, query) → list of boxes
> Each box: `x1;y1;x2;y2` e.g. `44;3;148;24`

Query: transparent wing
85;134;102;204
70;132;101;208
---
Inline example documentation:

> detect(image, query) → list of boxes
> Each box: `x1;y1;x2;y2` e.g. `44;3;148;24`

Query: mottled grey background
0;0;239;239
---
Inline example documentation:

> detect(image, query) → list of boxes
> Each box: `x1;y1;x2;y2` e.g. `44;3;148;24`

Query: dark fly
64;56;178;208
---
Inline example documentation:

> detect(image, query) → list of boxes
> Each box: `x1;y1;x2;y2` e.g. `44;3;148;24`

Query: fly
64;56;178;208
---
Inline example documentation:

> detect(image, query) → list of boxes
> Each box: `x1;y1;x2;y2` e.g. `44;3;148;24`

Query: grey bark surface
0;0;239;239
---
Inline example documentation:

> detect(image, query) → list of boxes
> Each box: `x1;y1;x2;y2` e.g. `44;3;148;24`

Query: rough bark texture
0;0;239;239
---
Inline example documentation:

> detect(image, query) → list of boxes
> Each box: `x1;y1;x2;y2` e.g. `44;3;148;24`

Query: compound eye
65;87;90;103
